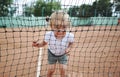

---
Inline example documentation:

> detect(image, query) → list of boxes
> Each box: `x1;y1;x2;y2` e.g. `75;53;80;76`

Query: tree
23;4;34;16
34;0;46;16
0;0;13;16
116;5;120;11
115;0;120;11
68;0;112;17
114;0;120;2
68;6;79;17
33;0;61;16
78;4;92;17
68;5;92;17
91;0;112;17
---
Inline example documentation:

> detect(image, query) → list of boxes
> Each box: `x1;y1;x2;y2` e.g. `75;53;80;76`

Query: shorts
48;49;68;64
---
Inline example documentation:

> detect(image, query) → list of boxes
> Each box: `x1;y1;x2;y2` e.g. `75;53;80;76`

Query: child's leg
47;49;57;77
59;64;67;77
47;64;56;77
58;54;68;77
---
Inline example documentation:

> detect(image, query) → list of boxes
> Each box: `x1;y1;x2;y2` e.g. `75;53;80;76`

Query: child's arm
65;42;74;54
32;41;47;48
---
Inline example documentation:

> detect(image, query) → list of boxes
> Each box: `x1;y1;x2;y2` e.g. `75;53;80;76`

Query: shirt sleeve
44;31;51;43
69;33;74;43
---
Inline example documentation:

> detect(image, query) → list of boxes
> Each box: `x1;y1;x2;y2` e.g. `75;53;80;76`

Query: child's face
51;20;69;36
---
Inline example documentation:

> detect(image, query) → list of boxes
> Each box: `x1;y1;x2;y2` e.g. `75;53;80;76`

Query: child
32;10;74;77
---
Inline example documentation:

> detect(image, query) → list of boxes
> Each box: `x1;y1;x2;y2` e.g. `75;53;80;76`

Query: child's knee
48;69;55;74
59;68;65;74
47;69;55;77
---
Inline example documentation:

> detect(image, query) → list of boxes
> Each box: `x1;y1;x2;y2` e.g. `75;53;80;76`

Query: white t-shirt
44;31;74;56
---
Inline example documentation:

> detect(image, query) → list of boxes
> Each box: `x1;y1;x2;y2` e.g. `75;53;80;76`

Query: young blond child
32;10;74;77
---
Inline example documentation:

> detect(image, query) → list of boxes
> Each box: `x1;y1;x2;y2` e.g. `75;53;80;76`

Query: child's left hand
65;48;70;56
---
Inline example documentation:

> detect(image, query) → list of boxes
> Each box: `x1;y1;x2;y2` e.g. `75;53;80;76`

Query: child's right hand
32;41;39;47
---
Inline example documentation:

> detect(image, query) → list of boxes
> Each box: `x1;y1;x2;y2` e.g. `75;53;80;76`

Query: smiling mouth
55;33;65;36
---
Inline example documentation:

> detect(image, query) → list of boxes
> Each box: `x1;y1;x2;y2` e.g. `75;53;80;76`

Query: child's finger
33;42;36;43
65;51;70;56
33;41;37;43
33;39;39;43
32;43;37;46
32;43;36;46
65;53;70;56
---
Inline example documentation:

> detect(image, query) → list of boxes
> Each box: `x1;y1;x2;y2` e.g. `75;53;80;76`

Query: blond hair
50;10;70;29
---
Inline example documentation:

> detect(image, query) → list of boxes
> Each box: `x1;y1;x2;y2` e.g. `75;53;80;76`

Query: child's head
50;10;70;30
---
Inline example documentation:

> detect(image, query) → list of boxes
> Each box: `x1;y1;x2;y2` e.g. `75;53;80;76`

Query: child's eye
57;30;66;32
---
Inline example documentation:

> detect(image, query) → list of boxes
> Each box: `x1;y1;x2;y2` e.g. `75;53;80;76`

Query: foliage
114;0;120;14
68;6;79;17
115;0;120;2
68;0;112;17
92;0;112;17
23;4;35;16
33;0;61;16
78;4;92;17
116;5;120;11
0;0;13;16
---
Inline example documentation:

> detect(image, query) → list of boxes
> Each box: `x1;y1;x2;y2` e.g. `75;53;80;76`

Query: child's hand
32;41;39;48
65;48;70;56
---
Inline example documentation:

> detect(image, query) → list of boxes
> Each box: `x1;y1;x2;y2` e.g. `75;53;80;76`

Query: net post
36;48;43;77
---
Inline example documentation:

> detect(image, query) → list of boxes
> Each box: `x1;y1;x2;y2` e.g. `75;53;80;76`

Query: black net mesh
0;0;120;77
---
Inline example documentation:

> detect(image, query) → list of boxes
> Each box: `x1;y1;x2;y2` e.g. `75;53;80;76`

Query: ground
0;26;120;77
